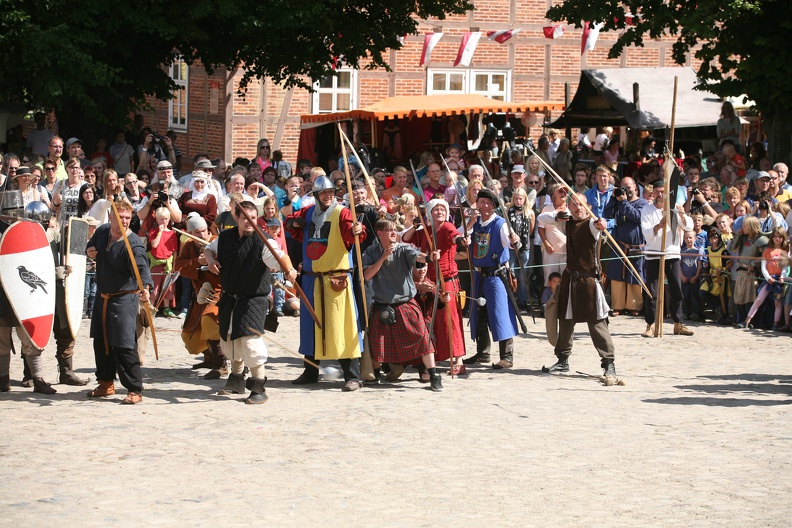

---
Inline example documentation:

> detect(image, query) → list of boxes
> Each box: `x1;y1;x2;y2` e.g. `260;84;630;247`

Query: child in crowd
148;207;179;317
690;213;708;248
743;227;790;330
700;229;732;324
642;183;653;202
541;272;561;316
265;217;289;317
722;143;747;178
715;213;734;244
680;231;704;321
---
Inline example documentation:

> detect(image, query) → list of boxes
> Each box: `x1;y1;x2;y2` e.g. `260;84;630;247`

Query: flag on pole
454;31;483;67
420;32;444;66
542;25;565;39
581;22;603;54
486;29;521;44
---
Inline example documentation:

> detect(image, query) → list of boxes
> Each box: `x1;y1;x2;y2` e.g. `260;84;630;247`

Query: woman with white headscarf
177;170;217;228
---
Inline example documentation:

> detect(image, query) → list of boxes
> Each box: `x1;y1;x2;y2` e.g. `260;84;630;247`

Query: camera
759;200;770;210
557;210;571;220
691;188;701;195
613;187;627;198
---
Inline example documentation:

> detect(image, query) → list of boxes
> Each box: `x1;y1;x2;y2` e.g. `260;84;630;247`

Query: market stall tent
548;67;723;129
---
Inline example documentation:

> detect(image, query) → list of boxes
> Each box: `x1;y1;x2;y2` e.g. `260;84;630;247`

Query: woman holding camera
136;172;182;237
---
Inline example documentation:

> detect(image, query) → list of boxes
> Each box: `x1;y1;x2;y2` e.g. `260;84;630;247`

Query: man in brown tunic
542;193;617;381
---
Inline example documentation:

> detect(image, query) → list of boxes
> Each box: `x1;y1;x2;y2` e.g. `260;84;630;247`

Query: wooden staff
655;76;679;338
337;126;379;204
338;122;369;327
173;227;210;246
235;205;322;329
526;147;652;298
109;199;159;360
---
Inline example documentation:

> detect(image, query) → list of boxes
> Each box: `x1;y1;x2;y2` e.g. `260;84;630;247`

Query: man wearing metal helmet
285;175;366;391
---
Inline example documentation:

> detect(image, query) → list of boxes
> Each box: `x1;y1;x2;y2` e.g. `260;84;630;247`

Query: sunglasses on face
44;167;55;172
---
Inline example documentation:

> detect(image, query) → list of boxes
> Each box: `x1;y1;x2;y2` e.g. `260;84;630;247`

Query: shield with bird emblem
0;221;56;349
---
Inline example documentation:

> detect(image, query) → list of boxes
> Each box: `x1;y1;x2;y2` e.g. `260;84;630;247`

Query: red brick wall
145;2;709;168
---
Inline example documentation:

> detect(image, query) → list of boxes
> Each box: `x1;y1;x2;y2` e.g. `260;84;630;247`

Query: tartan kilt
369;299;434;363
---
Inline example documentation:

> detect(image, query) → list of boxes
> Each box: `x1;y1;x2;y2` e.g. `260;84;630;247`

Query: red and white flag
397;34;408;45
542;25;565;39
581;21;603;54
454;31;483;67
487;29;521;44
420;32;444;66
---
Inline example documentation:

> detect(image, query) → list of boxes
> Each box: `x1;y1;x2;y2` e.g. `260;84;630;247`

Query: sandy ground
0;313;790;527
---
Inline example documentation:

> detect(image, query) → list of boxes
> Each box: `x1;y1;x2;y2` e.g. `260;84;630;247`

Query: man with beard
204;201;297;404
640;180;694;337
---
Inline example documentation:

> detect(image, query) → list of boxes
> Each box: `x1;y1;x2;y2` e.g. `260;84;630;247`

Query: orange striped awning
300;94;564;126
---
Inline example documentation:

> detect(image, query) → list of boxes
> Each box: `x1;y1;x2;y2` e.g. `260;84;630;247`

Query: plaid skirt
369;299;434;363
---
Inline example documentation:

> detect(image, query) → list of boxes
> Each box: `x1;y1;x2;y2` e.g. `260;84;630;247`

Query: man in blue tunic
463;189;520;369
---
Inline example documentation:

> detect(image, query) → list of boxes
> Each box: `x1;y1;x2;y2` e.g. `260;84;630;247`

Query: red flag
542;25;565;39
454;32;483;67
420;32;444;66
581;21;603;55
487;29;521;44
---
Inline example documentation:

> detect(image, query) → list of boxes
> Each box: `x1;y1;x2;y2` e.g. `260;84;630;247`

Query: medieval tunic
88;223;153;392
286;204;364;360
89;224;153;350
470;214;518;342
412;222;466;361
207;228;280;375
557;218;609;323
174;237;221;355
554;217;614;361
362;242;434;364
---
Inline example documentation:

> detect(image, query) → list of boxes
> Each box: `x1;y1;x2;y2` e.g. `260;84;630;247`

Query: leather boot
87;380;116;398
542;356;569;373
244;377;268;404
191;348;214;370
463;334;491;365
57;356;89;386
27;355;56;394
493;339;514;369
292;358;320;385
0;353;10;392
674;322;694;336
218;373;246;395
21;355;32;387
203;340;228;380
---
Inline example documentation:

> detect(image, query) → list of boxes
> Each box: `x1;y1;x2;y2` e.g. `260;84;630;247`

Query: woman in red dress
403;198;468;375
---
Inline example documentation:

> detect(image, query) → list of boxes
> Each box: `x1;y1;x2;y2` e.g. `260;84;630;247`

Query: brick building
138;1;701;170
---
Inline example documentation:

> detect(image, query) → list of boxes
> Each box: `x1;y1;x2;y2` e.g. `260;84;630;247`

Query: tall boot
27;355;56;394
292;357;320;385
203;340;228;380
57;355;89;386
191;347;214;370
218;372;246;395
21;354;32;387
244;377;268;404
0;353;10;392
602;358;618;386
493;339;514;369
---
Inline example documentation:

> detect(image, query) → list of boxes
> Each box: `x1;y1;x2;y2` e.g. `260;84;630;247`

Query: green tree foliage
546;0;792;163
0;0;471;131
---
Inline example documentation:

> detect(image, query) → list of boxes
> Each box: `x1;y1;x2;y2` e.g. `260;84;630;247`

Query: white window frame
168;58;188;130
427;68;512;101
312;69;358;114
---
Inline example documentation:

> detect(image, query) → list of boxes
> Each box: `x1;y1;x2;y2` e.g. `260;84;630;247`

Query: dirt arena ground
1;314;790;527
